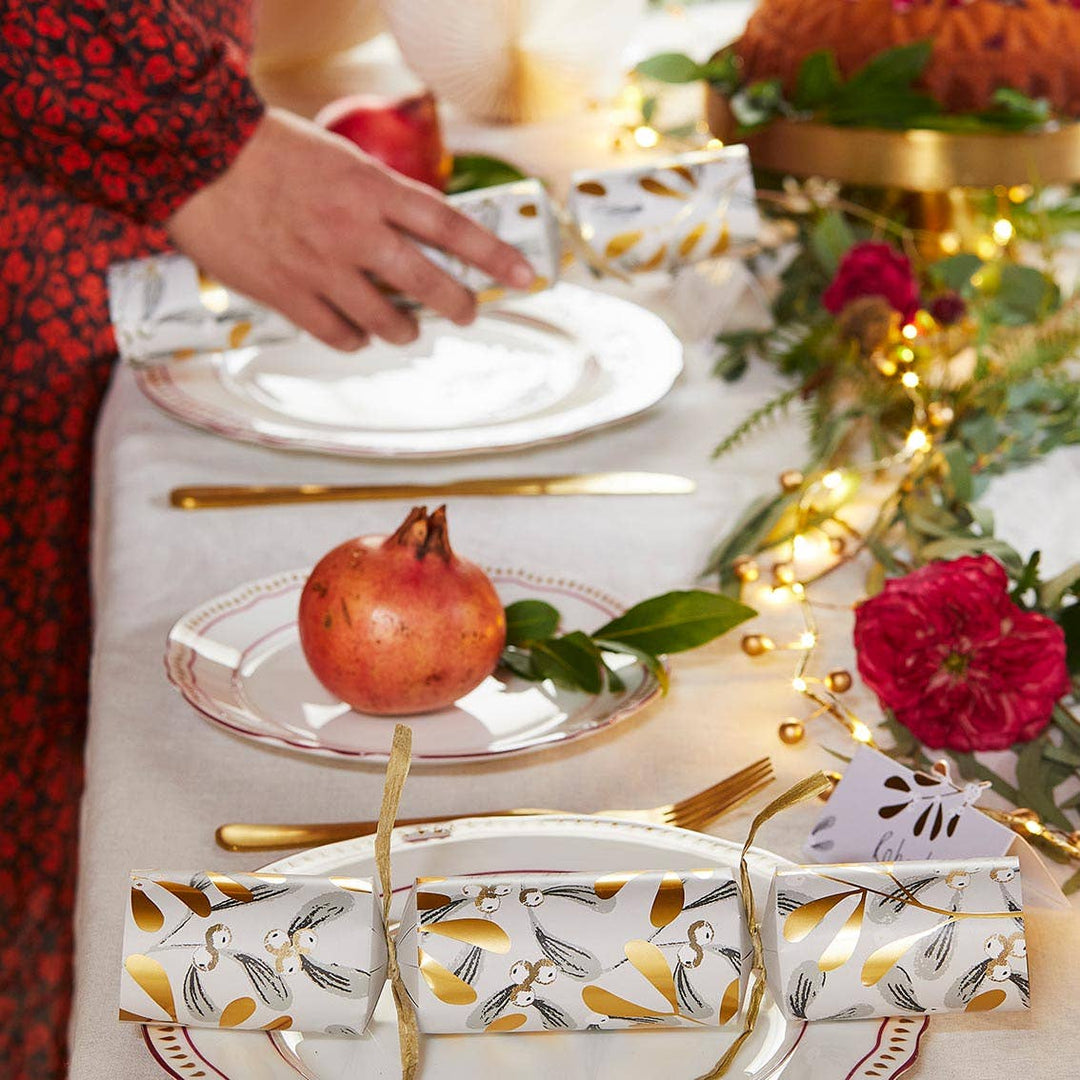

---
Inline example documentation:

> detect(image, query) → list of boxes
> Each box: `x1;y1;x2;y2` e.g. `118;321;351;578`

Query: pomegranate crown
386;505;454;562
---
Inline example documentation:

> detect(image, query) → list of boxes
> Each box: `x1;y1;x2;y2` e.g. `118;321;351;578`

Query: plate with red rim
135;284;683;458
165;567;663;765
141;815;929;1080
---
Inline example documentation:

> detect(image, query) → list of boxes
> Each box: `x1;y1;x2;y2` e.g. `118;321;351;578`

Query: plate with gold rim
165;567;662;765
134;284;683;458
142;815;928;1080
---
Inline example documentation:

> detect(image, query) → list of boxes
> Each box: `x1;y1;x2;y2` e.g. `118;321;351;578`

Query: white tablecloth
69;5;1080;1077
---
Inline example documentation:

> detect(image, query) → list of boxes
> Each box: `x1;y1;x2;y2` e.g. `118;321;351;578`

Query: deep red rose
854;555;1071;751
823;241;921;322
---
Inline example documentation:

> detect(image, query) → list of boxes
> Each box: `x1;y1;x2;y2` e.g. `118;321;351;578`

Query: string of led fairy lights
725;311;1080;862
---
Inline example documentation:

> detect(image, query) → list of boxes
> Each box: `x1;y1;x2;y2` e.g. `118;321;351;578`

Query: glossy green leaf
591;590;756;655
504;599;560;647
529;632;603;694
634;52;703;84
594;639;671;695
843;40;933;92
499;646;539;681
729;79;785;131
447;154;527;195
793;51;841;111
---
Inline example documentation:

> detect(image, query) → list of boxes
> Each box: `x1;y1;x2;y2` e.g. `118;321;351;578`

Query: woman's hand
166;108;535;349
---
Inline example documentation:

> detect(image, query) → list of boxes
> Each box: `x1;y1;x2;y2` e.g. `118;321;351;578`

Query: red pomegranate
315;90;451;191
298;506;506;715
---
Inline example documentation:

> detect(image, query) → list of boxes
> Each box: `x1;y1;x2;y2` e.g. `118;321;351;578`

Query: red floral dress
0;4;263;1076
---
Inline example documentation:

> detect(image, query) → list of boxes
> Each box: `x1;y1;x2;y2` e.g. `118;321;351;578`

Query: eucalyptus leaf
929;253;982;293
1039;562;1080;610
918;536;1024;571
529;632;603;694
938;442;974;503
993;264;1059;324
809;211;856;275
1015;738;1073;830
1064;867;1080;895
1059;606;1080;676
592;590;756;655
504;599;560;646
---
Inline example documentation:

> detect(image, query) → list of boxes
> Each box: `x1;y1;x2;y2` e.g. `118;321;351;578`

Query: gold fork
215;757;774;852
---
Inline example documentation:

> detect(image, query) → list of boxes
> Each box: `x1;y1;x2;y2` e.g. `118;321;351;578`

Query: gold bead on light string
778;719;805;745
825;669;853;693
928;401;955;428
772;562;797;588
779;469;804;492
732;555;760;583
828;535;847;556
740;633;774;657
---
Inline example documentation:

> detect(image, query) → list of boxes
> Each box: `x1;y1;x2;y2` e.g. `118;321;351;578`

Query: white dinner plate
165;568;661;765
135;284;683;457
141;816;928;1080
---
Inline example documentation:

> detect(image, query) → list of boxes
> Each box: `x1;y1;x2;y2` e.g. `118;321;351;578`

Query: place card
119;871;386;1034
804;745;1068;908
397;869;749;1033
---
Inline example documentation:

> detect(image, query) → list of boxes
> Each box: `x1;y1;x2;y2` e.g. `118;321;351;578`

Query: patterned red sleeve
0;0;265;224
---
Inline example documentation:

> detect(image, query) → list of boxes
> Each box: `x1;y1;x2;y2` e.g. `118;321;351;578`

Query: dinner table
67;4;1080;1078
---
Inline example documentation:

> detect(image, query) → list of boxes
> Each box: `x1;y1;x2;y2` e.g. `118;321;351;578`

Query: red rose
823;241;921;322
854;555;1070;751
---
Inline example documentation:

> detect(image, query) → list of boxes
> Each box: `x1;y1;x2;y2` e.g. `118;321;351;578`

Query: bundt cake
735;0;1080;116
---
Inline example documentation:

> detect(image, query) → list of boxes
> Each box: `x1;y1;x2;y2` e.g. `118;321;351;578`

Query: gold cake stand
705;90;1080;190
706;88;1080;245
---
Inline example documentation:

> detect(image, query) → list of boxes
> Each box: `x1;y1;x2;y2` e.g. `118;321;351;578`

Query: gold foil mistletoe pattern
398;869;749;1034
120;871;386;1035
769;857;1028;1022
568;146;759;276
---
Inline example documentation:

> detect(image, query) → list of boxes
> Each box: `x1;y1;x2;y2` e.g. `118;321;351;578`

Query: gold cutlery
170;472;696;509
215;757;774;851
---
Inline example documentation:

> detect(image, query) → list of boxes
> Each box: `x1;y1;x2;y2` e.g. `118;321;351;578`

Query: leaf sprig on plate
500;590;756;695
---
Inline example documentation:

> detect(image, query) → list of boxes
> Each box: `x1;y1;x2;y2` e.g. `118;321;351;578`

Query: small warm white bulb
792;677;808;693
851;720;873;743
992;218;1014;244
905;428;929;453
633;125;659;148
821;470;843;490
901;371;920;388
798;631;817;649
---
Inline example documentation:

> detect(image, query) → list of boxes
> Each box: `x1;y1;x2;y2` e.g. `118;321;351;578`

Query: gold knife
170;472;696;509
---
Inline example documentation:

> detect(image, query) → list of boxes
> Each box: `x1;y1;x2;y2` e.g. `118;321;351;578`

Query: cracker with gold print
397;869;749;1033
119;870;387;1035
567;146;759;275
763;857;1029;1022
